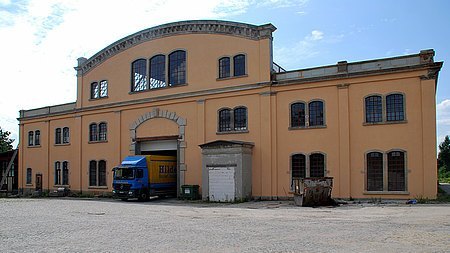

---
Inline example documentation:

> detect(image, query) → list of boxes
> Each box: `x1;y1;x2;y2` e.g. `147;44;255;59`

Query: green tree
0;127;14;153
438;135;450;172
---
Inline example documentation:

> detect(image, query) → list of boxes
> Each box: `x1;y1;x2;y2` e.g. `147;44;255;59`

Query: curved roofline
75;20;276;76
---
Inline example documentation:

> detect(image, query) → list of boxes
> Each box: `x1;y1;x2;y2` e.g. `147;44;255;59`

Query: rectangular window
26;168;32;184
63;127;70;144
99;80;108;98
55;128;62;144
28;131;34;146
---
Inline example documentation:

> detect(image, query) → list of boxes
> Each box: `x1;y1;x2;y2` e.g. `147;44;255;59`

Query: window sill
54;143;70;146
88;186;108;189
289;125;327;130
363;120;407;126
216;74;248;81
88;140;108;144
25;184;33;186
89;96;109;101
129;83;188;94
363;191;410;195
216;130;249;135
27;145;41;148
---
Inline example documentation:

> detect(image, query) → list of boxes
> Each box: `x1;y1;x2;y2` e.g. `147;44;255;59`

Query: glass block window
132;59;148;92
169;50;186;86
150;55;166;89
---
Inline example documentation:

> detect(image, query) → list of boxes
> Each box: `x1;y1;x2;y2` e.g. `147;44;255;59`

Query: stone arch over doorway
129;108;187;193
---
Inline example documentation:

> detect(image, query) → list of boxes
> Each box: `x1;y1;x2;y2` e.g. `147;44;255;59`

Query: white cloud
307;30;324;41
273;29;325;69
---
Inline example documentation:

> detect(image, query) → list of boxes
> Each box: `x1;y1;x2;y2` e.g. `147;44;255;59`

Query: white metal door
140;139;177;152
208;167;235;202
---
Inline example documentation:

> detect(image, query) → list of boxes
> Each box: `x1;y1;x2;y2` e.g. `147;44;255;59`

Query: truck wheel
139;192;148;201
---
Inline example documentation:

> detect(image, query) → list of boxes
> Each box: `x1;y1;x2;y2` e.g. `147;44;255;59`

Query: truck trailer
112;155;177;201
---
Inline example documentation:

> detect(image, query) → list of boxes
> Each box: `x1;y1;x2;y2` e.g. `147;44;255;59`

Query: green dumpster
180;185;200;200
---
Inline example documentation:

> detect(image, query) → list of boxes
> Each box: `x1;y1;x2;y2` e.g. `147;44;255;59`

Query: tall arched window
63;127;70;144
233;54;246;76
89;160;97;187
55;128;62;144
388;151;406;191
367;152;383;191
169;50;186;86
365;95;382;123
89;123;98;142
291;102;306;127
34;130;40;146
386;94;404;121
28;131;34;146
91;82;99;99
26;168;32;184
219;57;230;78
291;154;306;179
234;107;247;131
150;54;166;89
218;109;231;132
309;101;324;126
98;160;107;186
62;161;69;185
99;80;108;97
54;161;61;185
131;59;148;92
309;153;325;177
99;123;107;141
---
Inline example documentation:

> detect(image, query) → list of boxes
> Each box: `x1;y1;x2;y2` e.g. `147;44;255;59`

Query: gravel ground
0;198;449;253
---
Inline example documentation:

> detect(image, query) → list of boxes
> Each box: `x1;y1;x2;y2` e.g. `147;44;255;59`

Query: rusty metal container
292;177;333;207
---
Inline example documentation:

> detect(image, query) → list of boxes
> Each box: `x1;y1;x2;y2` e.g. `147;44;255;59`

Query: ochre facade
18;20;443;199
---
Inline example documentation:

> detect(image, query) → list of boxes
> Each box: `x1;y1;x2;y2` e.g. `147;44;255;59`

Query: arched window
218;109;231;132
28;131;34;146
63;127;70;144
169;50;186;86
62;161;69;185
99;123;107;141
150;54;166;89
234;107;247;131
55;128;62;144
91;82;99;99
131;59;148;92
89;123;98;142
365;95;382;123
26;168;32;184
99;80;108;98
233;54;246;76
388;151;406;191
309;153;325;177
366;152;383;191
291;102;306;127
291;154;306;179
308;101;324;126
98;160;107;186
34;130;40;146
55;161;61;185
89;160;97;187
386;94;404;121
219;57;230;78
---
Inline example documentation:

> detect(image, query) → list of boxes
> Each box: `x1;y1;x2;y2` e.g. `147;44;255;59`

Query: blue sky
0;0;449;147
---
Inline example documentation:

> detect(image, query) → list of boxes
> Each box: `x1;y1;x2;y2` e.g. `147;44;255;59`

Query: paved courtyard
0;198;449;252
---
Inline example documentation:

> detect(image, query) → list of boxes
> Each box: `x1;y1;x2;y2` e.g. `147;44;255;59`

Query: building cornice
76;20;276;76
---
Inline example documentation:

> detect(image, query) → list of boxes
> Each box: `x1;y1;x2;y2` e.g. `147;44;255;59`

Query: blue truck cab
112;155;177;201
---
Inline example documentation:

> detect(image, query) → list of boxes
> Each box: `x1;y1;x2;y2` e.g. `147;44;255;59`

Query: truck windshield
114;167;135;180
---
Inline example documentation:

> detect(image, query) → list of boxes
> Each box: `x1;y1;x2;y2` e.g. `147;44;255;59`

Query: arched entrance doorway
129;108;187;196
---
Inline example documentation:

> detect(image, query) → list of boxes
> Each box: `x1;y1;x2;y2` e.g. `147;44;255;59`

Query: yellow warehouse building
18;20;443;200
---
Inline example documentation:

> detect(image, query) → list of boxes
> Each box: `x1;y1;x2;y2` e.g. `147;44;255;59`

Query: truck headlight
128;191;134;195
112;190;116;194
